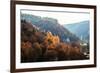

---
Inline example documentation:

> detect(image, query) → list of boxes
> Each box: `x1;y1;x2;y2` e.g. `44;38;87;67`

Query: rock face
21;14;80;43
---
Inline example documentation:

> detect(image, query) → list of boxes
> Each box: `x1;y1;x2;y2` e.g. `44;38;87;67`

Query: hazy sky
21;10;90;25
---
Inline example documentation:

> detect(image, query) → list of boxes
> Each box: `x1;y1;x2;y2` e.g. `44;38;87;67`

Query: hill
64;21;90;42
21;14;79;43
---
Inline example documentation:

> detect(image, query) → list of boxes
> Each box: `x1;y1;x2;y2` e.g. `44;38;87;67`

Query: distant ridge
64;21;89;42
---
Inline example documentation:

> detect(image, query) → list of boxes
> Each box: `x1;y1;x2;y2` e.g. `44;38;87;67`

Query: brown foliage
21;41;32;49
43;50;58;61
21;41;38;62
55;43;86;60
21;41;44;62
32;42;42;56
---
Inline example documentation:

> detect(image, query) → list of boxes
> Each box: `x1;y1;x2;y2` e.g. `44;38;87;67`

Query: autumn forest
21;18;89;63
